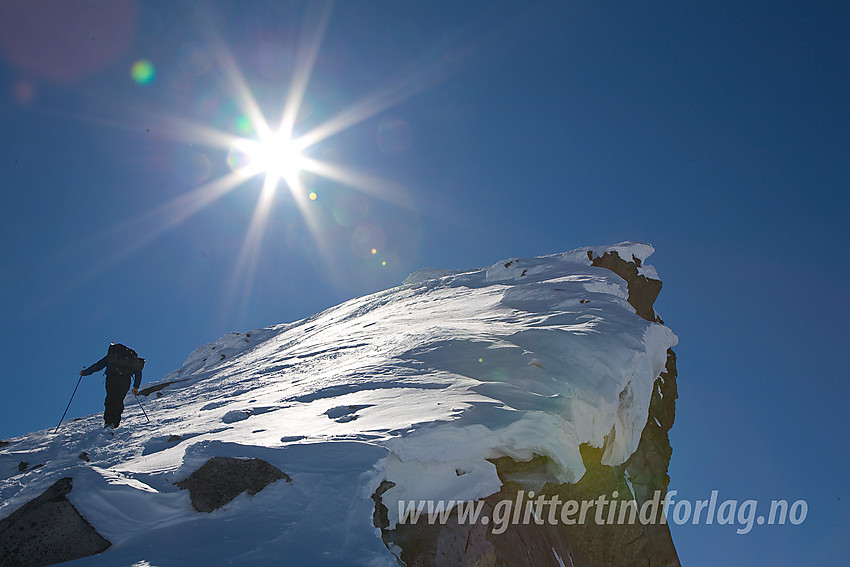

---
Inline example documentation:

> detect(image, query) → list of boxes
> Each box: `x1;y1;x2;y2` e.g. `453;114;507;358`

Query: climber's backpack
107;343;145;376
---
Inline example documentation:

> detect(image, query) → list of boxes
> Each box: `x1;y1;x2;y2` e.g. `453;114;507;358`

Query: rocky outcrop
588;248;678;509
0;477;110;567
138;378;188;397
625;350;677;507
175;457;291;513
589;249;663;322
375;250;680;566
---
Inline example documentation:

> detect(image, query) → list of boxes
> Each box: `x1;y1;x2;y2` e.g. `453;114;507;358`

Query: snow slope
0;243;676;566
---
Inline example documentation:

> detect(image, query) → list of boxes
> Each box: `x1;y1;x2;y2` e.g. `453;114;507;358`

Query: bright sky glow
160;1;461;320
228;130;304;193
43;1;452;321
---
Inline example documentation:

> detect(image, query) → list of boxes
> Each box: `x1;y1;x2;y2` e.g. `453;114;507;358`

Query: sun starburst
54;0;472;320
229;130;304;193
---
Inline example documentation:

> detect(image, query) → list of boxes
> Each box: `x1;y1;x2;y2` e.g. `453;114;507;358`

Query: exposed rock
375;251;680;566
17;462;27;473
0;477;110;567
0;441;9;449
625;350;678;506
588;249;663;322
138;378;189;397
167;435;183;443
221;410;251;424
590;247;678;509
175;457;291;513
377;389;679;566
373;480;395;530
78;452;90;462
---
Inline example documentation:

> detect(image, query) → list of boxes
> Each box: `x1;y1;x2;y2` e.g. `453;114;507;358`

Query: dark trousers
104;374;131;427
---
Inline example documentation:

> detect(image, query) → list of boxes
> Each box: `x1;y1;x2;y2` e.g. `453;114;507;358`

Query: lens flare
131;59;156;85
234;115;252;134
351;223;386;258
12;79;36;105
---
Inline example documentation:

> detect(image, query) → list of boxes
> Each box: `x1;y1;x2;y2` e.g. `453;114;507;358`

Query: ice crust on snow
0;242;675;565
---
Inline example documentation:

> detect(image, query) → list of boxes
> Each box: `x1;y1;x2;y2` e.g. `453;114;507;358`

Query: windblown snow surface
0;243;676;566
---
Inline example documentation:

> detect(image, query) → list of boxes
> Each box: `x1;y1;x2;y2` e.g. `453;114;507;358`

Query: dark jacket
82;355;142;389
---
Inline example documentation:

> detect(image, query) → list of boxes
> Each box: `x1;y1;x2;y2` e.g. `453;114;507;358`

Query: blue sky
0;1;847;564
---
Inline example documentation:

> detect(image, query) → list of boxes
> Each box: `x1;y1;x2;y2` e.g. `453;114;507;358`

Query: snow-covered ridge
0;242;676;565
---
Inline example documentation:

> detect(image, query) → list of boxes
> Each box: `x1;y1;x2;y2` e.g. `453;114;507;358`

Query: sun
229;129;304;192
77;1;457;322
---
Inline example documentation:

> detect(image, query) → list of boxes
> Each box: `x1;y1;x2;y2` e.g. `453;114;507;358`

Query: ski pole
134;394;150;423
55;371;84;434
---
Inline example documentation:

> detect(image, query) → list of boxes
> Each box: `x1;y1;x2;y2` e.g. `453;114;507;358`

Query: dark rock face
175;457;291;513
137;378;188;397
590;249;679;516
0;477;110;567
589;249;663;322
376;251;680;566
625;350;678;507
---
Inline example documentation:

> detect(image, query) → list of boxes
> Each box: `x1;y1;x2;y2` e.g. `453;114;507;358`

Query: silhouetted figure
80;343;144;429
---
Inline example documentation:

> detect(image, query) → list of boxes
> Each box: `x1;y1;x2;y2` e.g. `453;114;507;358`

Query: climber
79;343;145;429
